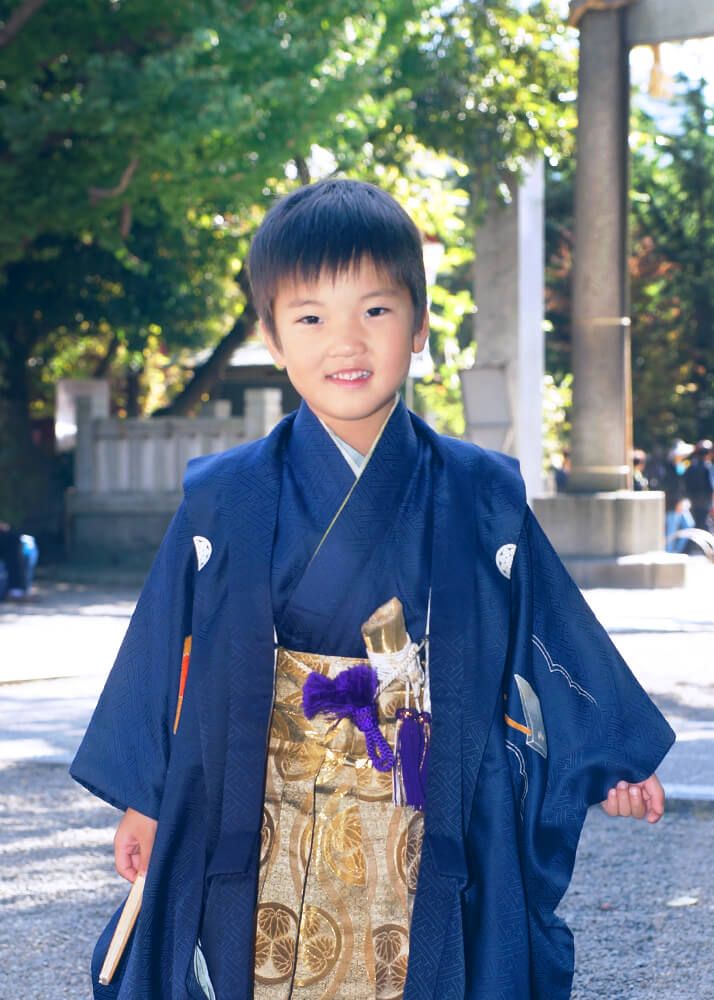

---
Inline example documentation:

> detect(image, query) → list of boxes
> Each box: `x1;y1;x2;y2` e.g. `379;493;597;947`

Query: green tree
629;81;714;447
0;0;577;523
0;0;427;518
370;0;578;430
543;81;714;453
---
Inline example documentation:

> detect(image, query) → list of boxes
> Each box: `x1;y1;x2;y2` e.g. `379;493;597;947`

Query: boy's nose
329;326;366;356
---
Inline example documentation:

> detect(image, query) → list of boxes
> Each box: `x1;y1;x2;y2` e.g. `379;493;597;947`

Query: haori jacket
71;400;674;999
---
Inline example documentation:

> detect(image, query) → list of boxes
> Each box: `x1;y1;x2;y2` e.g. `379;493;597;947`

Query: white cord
367;589;433;713
423;589;432;714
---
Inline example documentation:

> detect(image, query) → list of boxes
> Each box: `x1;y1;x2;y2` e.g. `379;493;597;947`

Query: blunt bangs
248;180;427;336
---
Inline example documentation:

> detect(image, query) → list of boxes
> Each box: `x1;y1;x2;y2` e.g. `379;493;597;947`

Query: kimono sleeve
504;507;675;994
70;502;196;820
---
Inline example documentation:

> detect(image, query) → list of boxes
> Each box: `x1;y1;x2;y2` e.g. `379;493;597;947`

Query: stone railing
73;389;282;494
66;388;284;563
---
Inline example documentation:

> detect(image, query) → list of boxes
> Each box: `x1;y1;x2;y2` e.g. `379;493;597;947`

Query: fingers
114;836;141;882
601;776;666;822
601;787;619;816
628;784;646;819
642;773;666;824
115;832;153;880
114;809;158;882
599;781;636;817
615;780;633;817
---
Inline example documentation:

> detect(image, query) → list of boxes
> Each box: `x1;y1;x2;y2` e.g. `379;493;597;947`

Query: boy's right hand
114;807;158;882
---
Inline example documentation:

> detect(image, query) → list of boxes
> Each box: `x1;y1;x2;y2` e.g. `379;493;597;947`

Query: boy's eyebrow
285;288;400;308
285;298;323;308
360;288;400;300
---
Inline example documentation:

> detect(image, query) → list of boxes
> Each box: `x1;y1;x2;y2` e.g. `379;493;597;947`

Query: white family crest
495;543;517;579
193;535;213;571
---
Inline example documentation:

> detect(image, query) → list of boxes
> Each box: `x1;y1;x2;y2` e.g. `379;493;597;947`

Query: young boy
72;180;674;1000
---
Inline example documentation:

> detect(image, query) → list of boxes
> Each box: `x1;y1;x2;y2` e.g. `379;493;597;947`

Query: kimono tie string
367;640;425;711
302;664;395;772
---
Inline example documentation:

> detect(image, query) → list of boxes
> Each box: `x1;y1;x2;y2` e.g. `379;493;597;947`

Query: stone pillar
74;395;93;492
530;0;687;587
464;159;545;498
568;0;634;491
244;388;283;440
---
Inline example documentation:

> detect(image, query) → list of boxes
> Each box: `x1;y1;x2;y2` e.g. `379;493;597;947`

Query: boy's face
264;257;428;454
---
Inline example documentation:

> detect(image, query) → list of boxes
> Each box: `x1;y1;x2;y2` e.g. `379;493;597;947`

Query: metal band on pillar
568;0;637;29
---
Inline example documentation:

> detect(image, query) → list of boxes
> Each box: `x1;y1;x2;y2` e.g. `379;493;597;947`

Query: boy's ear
412;309;430;354
259;321;285;368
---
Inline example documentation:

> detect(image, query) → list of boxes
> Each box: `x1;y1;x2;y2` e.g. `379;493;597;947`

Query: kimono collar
317;394;400;478
275;396;428;656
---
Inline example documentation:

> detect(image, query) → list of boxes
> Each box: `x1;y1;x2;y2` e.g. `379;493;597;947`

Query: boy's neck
316;395;399;458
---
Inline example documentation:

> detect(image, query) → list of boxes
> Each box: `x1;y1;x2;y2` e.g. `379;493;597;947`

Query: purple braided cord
352;704;395;772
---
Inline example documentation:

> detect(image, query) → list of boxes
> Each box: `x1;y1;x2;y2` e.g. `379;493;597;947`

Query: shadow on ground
0;762;122;1000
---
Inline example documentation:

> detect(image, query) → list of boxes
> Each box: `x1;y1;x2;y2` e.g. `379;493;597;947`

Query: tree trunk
125;367;143;418
0;323;46;525
93;331;121;378
0;0;49;49
159;300;257;417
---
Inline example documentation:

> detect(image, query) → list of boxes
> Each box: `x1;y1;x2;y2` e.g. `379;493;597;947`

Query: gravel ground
565;804;714;999
0;761;119;1000
1;763;712;999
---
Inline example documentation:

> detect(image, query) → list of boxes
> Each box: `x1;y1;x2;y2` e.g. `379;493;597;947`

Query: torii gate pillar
531;0;686;586
568;0;632;492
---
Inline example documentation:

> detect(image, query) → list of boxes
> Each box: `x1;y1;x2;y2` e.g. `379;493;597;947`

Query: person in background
632;449;649;491
0;522;28;599
554;446;571;492
664;441;695;554
684;439;714;532
643;445;667;493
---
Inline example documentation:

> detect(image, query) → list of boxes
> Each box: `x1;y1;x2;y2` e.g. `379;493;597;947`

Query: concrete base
532;490;687;588
65;489;180;565
563;552;688;589
532;490;665;556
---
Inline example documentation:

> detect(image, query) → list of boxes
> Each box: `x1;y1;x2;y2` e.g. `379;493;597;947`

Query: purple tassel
393;708;431;810
302;665;395;772
303;664;377;717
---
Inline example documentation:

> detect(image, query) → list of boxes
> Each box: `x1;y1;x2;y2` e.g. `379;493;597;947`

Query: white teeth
329;370;370;381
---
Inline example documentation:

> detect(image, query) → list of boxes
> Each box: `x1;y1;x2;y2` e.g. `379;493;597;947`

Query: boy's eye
366;306;389;317
297;315;321;325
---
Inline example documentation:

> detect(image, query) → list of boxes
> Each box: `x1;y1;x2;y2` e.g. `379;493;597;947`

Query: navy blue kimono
71;400;674;999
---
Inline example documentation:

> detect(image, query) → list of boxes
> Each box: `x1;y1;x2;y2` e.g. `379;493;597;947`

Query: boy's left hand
601;773;665;823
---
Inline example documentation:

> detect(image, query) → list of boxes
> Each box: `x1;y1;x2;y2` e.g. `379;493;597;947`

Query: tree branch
158;304;257;417
294;155;311;185
119;201;133;240
89;157;140;206
158;270;257;417
0;0;50;49
93;331;121;378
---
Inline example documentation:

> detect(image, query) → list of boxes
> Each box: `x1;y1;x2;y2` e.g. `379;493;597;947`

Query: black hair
248;179;427;338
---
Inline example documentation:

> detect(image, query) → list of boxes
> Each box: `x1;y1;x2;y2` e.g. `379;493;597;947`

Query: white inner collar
318;395;399;479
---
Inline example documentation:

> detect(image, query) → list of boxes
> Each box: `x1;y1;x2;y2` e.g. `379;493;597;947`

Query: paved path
0;582;136;764
584;561;714;802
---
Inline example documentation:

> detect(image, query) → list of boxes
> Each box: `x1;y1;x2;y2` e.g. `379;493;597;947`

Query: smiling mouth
326;369;372;382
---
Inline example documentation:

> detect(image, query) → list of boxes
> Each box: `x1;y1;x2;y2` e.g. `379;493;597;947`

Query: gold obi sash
269;648;409;776
253;647;424;1000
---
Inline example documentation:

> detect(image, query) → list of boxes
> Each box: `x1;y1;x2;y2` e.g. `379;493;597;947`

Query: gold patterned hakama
253;648;424;1000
